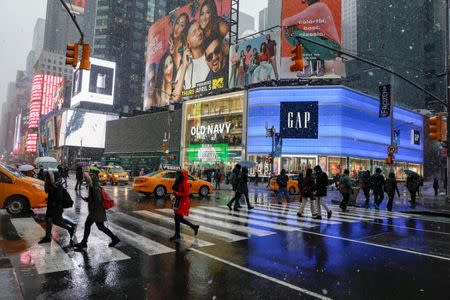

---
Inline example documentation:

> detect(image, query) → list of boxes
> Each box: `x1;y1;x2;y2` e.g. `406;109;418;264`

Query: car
268;175;299;195
104;166;129;185
98;167;110;185
133;170;214;198
0;162;47;215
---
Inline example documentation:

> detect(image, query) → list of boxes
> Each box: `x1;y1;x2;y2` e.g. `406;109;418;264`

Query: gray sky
0;0;47;108
0;0;266;112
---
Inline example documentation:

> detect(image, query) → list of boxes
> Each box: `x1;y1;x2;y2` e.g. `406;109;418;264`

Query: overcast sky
0;0;266;117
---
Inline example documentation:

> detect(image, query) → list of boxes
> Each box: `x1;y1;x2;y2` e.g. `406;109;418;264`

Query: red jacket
174;170;190;216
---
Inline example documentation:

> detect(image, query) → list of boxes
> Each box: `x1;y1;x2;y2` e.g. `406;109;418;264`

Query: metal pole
446;0;450;198
390;76;395;173
58;0;84;42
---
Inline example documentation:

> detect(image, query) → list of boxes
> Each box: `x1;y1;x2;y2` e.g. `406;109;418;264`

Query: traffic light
290;44;304;72
385;156;392;165
65;43;79;68
79;43;91;70
429;116;443;141
162;143;167;153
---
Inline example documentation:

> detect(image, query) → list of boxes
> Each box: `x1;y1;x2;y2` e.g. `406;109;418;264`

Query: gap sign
280;102;318;139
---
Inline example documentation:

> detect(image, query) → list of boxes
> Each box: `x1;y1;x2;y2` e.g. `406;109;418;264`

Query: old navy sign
280;102;318;139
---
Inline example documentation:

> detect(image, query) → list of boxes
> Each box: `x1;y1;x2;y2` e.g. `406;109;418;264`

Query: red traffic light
290;44;304;72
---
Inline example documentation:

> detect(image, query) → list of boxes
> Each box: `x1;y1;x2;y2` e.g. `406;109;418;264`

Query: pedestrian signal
290;44;304;72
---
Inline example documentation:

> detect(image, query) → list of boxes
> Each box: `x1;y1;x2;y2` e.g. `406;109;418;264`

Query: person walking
215;169;222;190
38;172;76;244
371;168;385;209
433;178;439;197
339;169;352;212
277;169;291;204
170;170;199;242
297;168;316;218
255;171;259;186
384;172;400;211
360;170;371;208
297;172;304;203
74;172;120;248
227;164;242;210
233;167;254;211
75;165;83;190
406;172;420;208
313;165;332;219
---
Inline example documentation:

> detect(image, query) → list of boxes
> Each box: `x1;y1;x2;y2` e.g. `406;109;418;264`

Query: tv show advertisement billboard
228;34;280;89
281;0;344;79
144;0;232;110
59;109;119;148
70;58;116;108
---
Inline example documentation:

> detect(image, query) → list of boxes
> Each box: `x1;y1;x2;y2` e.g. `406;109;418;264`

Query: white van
34;156;58;171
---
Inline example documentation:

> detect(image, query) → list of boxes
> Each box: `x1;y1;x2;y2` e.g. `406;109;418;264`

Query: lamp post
265;122;276;176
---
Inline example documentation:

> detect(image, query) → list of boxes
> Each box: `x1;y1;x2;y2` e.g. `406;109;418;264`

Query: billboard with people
144;0;231;110
228;34;280;89
280;0;344;79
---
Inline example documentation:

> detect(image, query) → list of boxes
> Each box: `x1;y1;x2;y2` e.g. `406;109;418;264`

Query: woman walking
297;168;316;218
39;172;76;244
170;170;200;242
74;172;120;248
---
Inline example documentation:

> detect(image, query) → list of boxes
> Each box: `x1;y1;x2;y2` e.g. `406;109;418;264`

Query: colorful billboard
281;0;344;79
144;0;231;110
26;133;38;153
187;144;229;163
228;34;280;88
66;0;86;15
70;58;116;108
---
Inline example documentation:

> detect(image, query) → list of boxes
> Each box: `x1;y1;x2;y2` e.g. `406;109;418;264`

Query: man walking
227;164;242;210
433;178;439;196
371;168;385;209
277;169;290;204
360;170;371;208
339;169;352;212
75;165;83;190
313;165;332;219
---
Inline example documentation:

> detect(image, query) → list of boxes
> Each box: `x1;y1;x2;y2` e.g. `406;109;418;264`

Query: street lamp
264;122;276;175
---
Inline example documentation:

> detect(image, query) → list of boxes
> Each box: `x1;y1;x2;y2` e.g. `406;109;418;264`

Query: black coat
76;167;83;180
371;173;385;192
315;171;328;197
302;175;315;198
86;185;107;222
277;174;289;189
237;173;249;193
384;178;400;196
45;186;64;217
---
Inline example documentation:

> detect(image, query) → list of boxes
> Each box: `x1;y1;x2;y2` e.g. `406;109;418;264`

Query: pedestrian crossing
6;201;420;276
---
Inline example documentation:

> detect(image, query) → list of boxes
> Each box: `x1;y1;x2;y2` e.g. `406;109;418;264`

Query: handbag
62;188;74;209
172;194;181;210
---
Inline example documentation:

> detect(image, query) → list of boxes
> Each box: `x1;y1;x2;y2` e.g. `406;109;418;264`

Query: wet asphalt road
1;178;450;300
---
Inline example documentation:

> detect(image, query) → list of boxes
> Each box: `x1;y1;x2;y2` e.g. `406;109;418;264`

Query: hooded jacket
174;170;190;216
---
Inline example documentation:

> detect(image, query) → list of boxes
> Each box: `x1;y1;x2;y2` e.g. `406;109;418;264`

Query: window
162;172;177;179
0;171;12;184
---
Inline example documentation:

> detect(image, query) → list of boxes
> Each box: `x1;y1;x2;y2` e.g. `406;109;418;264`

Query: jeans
44;216;74;238
387;193;395;211
363;188;370;205
75;179;83;190
315;196;330;216
340;192;350;210
374;189;384;205
298;197;316;216
174;214;196;235
277;188;290;203
80;216;117;243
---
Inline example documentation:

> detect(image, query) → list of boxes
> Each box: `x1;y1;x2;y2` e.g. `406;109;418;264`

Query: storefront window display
349;158;370;178
248;155;272;177
182;92;245;172
281;156;317;174
328;156;347;177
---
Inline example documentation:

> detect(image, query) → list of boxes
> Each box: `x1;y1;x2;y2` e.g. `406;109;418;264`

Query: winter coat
371;173;385;192
360;173;371;189
45;186;64;217
297;174;304;192
302;175;315;198
174;170;190;216
339;175;352;194
277;173;289;189
433;179;439;190
384;178;400;197
406;175;419;193
86;185;107;222
230;168;240;191
76;166;83;180
237;172;249;193
315;171;328;197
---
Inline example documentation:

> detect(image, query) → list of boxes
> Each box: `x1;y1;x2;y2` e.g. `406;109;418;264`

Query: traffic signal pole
446;0;450;198
58;0;84;42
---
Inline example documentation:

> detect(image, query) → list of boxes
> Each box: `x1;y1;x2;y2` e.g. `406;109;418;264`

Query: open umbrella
404;170;420;177
237;160;257;169
18;164;34;172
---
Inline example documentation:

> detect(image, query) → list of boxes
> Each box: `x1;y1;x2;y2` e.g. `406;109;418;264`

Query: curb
400;210;450;218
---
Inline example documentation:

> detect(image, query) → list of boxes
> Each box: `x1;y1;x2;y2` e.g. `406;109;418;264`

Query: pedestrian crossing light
429;115;443;141
65;43;79;68
290;44;304;72
79;43;91;70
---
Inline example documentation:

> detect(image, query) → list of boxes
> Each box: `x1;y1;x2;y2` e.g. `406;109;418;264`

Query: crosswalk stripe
10;218;74;274
189;208;307;231
156;209;275;237
208;205;342;225
114;212;214;248
134;210;247;242
107;223;175;256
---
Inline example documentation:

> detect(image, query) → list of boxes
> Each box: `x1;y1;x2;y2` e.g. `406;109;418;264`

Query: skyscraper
26;18;46;75
43;0;97;54
259;8;268;32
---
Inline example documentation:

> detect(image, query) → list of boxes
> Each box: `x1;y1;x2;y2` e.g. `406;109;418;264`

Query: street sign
387;145;396;155
379;84;391;118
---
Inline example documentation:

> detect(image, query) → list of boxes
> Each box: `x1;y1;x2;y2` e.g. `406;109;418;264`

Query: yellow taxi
104;166;129;185
269;175;300;195
98;167;110;185
133;170;214;198
0;162;47;215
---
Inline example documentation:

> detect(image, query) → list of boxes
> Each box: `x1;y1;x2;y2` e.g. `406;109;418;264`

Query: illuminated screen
247;87;423;163
144;0;231;110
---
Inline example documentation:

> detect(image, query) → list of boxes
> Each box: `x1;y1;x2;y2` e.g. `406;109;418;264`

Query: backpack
101;188;115;209
62;188;74;209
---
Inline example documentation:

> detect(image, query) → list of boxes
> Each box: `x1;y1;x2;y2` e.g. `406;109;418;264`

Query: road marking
11;218;74;274
134;211;247;242
157;209;275;237
114;212;214;248
189;248;333;300
286;203;410;218
107;223;175;256
189;208;308;231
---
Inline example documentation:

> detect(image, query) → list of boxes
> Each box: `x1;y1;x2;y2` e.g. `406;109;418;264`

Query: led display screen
247;87;423;163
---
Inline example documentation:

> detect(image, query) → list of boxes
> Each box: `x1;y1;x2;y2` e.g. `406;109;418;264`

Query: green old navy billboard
187;144;229;163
